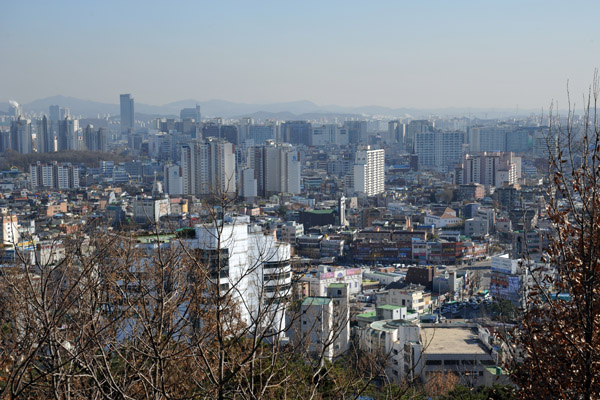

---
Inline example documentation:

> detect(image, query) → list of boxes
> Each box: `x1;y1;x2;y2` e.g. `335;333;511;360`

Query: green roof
302;297;331;306
329;283;346;288
378;304;403;310
136;234;176;243
356;311;377;318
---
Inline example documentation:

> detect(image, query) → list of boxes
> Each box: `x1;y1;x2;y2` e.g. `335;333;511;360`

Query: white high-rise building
353;146;385;196
163;163;183;195
2;215;20;245
193;216;292;331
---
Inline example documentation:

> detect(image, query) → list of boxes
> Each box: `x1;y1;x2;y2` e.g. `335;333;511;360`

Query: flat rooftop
421;327;488;355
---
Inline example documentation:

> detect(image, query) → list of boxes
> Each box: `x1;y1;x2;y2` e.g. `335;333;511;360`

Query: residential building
299;283;350;360
353;146;385;196
30;162;80;190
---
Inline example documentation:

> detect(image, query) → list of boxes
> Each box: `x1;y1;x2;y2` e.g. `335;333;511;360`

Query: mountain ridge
0;95;538;120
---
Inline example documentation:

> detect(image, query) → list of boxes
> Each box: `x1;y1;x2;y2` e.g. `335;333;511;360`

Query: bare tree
508;74;600;399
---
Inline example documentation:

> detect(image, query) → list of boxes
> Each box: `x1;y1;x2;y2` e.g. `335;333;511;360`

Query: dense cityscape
2;1;600;398
0;93;576;398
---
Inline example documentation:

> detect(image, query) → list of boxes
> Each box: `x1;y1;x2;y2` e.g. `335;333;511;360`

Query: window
337;290;342;295
425;360;442;366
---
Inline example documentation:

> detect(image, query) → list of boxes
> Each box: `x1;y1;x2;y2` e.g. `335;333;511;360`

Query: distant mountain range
0;95;537;120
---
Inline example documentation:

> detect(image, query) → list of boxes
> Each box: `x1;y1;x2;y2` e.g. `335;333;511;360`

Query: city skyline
1;1;599;110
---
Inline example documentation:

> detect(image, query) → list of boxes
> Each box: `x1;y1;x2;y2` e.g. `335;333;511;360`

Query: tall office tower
49;105;60;121
57;117;79;151
311;124;338;147
8;101;22;118
281;121;312;146
61;108;70;120
415;130;464;171
180;105;201;122
343;120;368;144
353;146;385;196
388;120;406;144
120;94;135;134
178;118;199;137
406;120;434;152
10;117;32;154
469;125;511;153
505;128;531;153
248;123;276;145
220;125;239;145
311;124;351;146
36;116;55;153
201;121;220;139
239;117;254;143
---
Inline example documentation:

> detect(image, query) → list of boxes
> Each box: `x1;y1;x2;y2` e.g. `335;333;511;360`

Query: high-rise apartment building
245;141;301;197
10;117;32;154
179;138;237;197
468;126;513;153
57;117;80;151
460;152;521;187
353;146;385;196
36;116;55;153
30;161;80;190
120;94;135;134
83;124;107;152
415;130;464;171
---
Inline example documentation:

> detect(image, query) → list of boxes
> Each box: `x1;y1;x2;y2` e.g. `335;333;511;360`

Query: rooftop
421;327;488;356
377;304;403;310
329;283;346;288
356;311;377;318
302;297;331;306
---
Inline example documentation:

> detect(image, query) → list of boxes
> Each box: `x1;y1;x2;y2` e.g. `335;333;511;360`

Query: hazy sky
1;0;600;110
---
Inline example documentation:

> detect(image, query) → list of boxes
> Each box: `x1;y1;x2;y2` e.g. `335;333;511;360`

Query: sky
1;0;600;110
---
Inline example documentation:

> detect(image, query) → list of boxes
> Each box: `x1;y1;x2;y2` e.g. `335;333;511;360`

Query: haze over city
2;0;600;111
2;1;600;399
